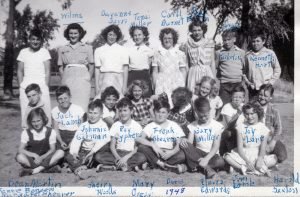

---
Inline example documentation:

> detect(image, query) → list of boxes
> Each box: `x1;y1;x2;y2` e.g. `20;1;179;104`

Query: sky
0;0;232;49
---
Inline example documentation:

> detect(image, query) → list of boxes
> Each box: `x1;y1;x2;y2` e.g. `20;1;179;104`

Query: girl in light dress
224;103;278;176
152;28;187;106
181;20;215;94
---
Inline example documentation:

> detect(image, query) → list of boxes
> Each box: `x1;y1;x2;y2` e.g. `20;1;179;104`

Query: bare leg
224;154;242;171
16;153;31;167
49;150;65;166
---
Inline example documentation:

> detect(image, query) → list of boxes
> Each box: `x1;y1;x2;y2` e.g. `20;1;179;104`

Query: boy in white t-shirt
51;86;85;150
95;98;146;171
136;99;186;173
180;97;225;178
65;100;110;179
22;83;51;129
219;85;245;156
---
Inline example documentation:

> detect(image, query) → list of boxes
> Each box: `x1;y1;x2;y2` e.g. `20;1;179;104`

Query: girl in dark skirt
128;26;154;97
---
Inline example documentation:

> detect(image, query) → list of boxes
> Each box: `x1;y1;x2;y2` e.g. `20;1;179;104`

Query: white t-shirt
110;120;142;152
69;119;110;155
221;103;238;119
128;45;154;70
21;127;56;145
51;104;85;131
188;119;224;153
236;122;270;148
102;105;116;119
94;43;129;73
143;120;185;150
209;96;223;119
17;47;51;88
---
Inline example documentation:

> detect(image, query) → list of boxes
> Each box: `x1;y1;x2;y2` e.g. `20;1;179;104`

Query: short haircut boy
222;29;236;39
25;83;41;95
153;99;170;112
232;85;245;95
194;97;211;112
259;84;274;96
101;86;120;101
250;30;266;41
116;97;134;110
171;87;192;107
55;86;71;98
88;99;103;112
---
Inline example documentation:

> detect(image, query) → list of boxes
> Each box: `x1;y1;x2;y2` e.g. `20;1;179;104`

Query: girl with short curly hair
94;25;129;98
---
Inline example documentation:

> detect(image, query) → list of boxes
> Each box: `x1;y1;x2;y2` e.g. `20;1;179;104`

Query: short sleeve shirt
57;43;94;66
188;119;223;153
17;47;51;86
236;122;270;148
21;127;57;145
110;120;142;151
129;45;154;70
94;43;129;72
143;120;185;149
221;103;238;119
51;104;85;131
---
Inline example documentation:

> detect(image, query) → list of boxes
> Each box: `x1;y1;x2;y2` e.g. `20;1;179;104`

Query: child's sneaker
96;164;117;172
141;162;149;170
44;165;61;173
176;164;187;174
77;169;96;180
204;166;217;179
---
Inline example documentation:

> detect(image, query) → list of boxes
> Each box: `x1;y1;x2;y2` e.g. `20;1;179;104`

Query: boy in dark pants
256;84;287;163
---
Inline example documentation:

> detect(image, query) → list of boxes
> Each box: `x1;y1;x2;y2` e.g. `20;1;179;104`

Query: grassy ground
0;96;294;188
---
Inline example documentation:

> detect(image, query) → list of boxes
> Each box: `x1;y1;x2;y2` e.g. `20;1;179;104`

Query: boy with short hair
244;31;281;101
180;97;225;179
22;83;51;128
256;84;287;163
65;99;110;179
136;99;187;173
51;86;85;150
219;85;245;155
94;97;146;171
215;29;245;104
100;86;120;128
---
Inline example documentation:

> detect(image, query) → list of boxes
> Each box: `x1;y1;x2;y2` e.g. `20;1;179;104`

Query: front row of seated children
16;82;287;179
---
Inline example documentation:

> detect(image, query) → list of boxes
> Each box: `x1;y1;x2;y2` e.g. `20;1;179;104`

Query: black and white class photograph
0;0;296;196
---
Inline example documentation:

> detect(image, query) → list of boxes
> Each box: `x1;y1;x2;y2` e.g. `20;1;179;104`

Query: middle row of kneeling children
54;88;279;179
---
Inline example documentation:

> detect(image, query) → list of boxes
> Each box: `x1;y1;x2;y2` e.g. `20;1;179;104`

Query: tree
168;0;294;79
2;1;59;100
168;0;292;48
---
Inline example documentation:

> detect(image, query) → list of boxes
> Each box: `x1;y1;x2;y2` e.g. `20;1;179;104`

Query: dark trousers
137;145;185;168
219;82;243;105
219;128;237;156
94;149;147;170
57;130;76;150
181;142;225;171
248;87;260;102
65;143;110;171
271;140;287;163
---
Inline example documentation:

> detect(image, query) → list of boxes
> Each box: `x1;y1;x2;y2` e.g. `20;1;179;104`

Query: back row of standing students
17;20;281;115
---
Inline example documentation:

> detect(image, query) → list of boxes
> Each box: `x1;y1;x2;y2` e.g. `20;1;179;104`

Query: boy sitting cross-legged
94;97;147;172
65;99;111;179
180;97;225;179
